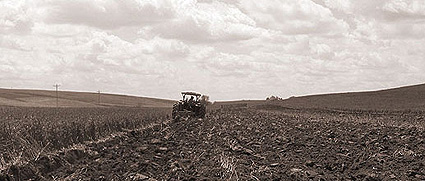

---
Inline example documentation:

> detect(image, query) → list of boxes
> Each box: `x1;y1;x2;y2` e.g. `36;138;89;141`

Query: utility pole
97;90;101;104
53;84;60;107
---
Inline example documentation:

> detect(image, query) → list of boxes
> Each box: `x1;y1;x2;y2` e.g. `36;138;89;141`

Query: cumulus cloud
322;0;352;13
148;0;265;43
0;0;424;100
42;0;174;29
382;0;425;18
0;0;35;34
239;0;349;35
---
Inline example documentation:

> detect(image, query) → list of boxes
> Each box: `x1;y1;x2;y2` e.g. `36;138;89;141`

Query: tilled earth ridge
3;108;425;180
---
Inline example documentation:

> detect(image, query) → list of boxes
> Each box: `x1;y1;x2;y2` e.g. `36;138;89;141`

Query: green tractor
172;92;207;120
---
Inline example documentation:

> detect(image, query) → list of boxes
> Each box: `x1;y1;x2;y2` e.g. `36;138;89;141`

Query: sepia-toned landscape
1;84;425;180
2;0;425;180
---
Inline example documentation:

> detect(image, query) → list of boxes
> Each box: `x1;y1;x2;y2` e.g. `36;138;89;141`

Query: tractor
172;92;207;120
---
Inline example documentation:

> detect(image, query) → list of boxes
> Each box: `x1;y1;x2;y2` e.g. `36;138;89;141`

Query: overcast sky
1;0;424;101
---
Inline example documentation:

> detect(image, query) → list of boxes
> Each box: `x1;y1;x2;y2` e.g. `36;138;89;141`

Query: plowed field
2;107;425;180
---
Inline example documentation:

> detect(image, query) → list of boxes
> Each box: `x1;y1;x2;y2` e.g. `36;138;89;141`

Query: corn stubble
0;107;168;172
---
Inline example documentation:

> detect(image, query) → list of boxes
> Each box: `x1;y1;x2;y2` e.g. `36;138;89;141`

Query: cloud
149;0;265;43
382;0;425;18
42;0;175;29
0;0;424;100
239;0;349;35
38;0;268;43
0;35;29;50
196;53;259;77
380;22;425;39
0;0;35;34
32;23;89;37
321;0;352;13
43;31;185;77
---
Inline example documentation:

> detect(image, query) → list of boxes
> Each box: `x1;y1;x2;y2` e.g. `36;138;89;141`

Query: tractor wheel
172;105;180;120
198;106;206;118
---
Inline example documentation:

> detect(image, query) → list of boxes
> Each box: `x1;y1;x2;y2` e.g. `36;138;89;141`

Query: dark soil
2;108;425;180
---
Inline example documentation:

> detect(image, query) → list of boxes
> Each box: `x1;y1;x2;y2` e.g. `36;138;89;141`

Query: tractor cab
182;92;201;102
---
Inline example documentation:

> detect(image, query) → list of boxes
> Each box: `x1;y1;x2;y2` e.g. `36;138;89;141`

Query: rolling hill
2;83;425;110
0;88;175;108
212;83;425;111
274;83;425;111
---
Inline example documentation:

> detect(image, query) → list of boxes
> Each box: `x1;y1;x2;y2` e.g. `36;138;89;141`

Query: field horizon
212;83;425;111
2;83;425;110
275;83;425;111
0;88;175;108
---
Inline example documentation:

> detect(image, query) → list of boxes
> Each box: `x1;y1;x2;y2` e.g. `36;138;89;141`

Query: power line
97;90;101;104
53;84;60;107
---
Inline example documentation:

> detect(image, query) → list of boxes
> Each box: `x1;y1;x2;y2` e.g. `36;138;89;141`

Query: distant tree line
266;95;284;101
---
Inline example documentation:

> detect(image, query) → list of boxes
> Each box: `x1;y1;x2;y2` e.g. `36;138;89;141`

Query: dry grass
219;153;238;180
0;106;169;171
